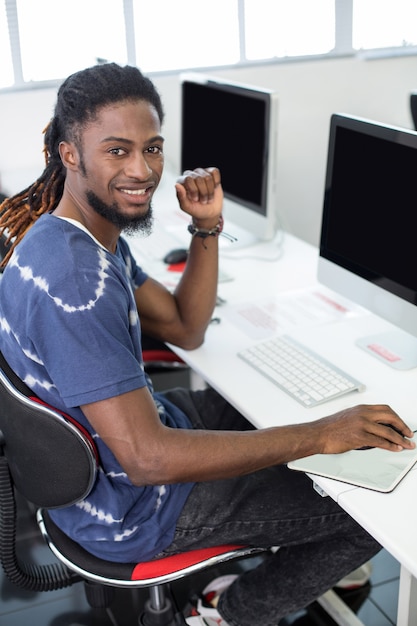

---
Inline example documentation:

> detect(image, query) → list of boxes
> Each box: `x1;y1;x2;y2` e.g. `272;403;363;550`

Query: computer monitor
318;113;417;370
410;92;417;130
180;73;279;247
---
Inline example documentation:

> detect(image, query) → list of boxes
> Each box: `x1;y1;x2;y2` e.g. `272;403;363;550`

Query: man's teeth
121;188;147;195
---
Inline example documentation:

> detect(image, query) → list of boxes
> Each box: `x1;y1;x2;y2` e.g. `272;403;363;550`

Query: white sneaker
335;561;372;589
186;574;237;625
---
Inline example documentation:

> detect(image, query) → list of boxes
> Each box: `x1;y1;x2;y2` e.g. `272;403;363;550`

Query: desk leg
397;565;417;626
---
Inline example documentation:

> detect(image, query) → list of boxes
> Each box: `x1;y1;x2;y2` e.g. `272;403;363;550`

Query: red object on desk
167;261;187;272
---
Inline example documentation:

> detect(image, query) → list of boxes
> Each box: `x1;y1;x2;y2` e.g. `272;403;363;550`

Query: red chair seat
131;544;244;580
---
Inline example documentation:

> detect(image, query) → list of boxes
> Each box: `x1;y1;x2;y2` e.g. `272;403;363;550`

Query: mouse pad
288;437;417;493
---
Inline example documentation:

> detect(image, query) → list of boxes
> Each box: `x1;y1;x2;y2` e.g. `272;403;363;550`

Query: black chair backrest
0;357;97;509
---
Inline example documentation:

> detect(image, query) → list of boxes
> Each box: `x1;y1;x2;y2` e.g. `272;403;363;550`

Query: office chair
142;342;189;380
142;335;192;392
0;351;265;625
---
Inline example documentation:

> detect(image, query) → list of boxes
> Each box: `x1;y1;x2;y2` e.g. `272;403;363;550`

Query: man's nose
125;152;152;178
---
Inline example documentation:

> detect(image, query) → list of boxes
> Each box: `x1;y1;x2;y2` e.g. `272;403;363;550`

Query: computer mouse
163;248;188;265
357;423;406;450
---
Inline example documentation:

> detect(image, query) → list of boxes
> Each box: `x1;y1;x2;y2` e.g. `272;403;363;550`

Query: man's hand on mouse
311;404;416;455
175;167;223;226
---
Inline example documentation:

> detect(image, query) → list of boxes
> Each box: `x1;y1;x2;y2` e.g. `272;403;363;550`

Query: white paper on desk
224;288;363;340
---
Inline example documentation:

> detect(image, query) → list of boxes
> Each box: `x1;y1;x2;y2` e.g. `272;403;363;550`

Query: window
244;0;335;59
132;0;240;72
15;0;128;82
1;0;417;90
353;0;417;50
0;1;14;88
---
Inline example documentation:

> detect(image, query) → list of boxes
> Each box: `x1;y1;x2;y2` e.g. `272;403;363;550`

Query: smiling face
63;99;165;235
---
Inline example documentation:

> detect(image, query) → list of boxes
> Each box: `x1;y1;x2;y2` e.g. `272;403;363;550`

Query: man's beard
86;190;154;236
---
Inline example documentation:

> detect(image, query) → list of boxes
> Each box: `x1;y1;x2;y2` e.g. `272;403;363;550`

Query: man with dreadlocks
0;63;414;626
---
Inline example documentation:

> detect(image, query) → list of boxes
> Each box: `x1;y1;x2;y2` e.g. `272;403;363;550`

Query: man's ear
59;141;79;171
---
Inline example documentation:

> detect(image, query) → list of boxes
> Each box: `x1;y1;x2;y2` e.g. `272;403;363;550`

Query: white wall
1;54;417;246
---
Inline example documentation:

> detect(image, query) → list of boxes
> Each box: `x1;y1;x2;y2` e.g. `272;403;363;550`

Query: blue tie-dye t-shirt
0;214;194;562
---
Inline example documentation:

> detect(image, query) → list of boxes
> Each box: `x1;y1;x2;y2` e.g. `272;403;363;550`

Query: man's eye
109;148;126;156
146;145;163;155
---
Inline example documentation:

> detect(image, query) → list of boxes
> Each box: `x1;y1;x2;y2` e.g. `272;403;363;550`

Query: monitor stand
219;196;277;250
356;330;417;370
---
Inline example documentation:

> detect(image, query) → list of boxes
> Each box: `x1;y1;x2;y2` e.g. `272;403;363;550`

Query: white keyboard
238;334;365;407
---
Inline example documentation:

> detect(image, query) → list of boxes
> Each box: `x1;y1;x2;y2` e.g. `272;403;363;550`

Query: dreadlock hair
0;63;164;267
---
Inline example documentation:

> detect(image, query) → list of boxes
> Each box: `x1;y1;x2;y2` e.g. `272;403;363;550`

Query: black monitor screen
320;117;417;304
181;80;269;215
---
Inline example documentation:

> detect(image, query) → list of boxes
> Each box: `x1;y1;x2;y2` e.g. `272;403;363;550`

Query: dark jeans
161;387;381;626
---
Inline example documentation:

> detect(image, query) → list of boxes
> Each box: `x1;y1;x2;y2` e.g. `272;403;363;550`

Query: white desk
129;184;417;625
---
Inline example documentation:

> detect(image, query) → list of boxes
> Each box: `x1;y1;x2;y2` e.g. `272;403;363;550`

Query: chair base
139;586;187;626
84;579;115;608
139;600;175;626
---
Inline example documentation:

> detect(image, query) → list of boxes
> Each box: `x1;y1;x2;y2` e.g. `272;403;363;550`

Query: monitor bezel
318;112;417;342
180;72;279;245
